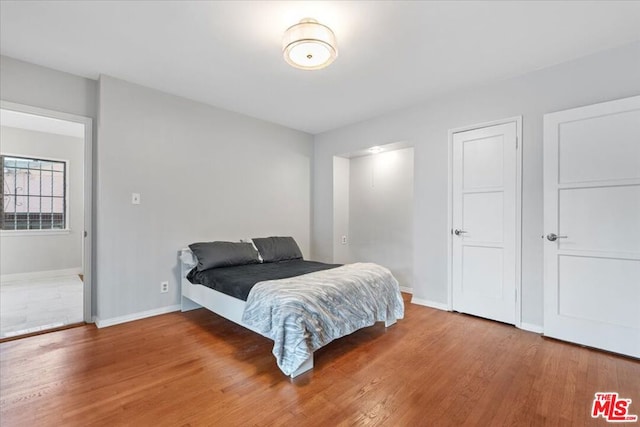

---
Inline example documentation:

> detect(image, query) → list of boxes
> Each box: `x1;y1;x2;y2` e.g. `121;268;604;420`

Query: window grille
1;155;66;230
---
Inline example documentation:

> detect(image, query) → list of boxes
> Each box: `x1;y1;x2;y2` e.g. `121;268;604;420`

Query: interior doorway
0;102;92;339
333;142;414;292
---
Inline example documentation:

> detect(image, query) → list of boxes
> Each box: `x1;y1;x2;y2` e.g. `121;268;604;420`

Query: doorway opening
333;142;414;292
0;103;92;339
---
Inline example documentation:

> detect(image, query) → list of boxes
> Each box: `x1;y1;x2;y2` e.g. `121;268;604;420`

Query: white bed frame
179;248;395;378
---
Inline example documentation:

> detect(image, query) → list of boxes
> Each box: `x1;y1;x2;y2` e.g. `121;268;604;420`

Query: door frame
1;100;94;323
447;116;523;327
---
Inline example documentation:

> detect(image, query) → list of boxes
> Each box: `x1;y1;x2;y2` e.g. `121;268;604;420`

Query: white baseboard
519;322;543;334
95;304;181;328
411;297;450;311
399;286;413;294
1;267;83;283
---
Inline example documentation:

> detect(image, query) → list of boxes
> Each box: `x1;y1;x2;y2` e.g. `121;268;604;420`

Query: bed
180;237;404;377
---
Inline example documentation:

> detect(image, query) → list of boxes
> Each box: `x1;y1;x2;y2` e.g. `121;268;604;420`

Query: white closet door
543;96;640;358
452;122;518;324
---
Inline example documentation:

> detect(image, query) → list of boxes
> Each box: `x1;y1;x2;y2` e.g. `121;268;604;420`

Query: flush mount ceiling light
368;146;383;154
282;18;338;70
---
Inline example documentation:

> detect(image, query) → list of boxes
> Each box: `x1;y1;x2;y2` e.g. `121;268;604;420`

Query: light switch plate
132;193;141;204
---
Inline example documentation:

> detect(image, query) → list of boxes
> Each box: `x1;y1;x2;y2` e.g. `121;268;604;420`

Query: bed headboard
180;248;197;278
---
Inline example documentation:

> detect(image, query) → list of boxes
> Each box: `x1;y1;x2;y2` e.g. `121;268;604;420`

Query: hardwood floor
1;293;638;426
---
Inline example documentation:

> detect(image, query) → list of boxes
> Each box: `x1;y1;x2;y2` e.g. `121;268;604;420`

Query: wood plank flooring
1;294;638;426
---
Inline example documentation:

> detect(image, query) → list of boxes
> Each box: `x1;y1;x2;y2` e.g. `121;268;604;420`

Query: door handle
454;229;468;236
546;233;568;242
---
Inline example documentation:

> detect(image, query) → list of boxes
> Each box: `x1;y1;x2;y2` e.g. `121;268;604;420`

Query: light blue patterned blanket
241;262;405;375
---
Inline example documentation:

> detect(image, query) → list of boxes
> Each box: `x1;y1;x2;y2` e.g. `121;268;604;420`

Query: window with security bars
1;155;67;230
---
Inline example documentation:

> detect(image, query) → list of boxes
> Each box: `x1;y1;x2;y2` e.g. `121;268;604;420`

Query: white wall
96;75;313;322
332;156;350;263
347;148;414;288
0;126;84;275
312;41;640;328
0;56;97;119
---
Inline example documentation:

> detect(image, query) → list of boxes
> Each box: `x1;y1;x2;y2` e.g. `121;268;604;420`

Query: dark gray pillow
189;241;260;271
252;236;303;263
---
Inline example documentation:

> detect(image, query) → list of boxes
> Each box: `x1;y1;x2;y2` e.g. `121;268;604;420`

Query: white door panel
462;246;504;299
558;109;640;184
559;186;640;254
463;135;504;189
462;192;504;244
452;121;518;324
558;256;640;329
544;95;640;358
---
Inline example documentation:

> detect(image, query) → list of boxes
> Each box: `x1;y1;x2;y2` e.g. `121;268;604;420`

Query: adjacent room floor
0;273;83;339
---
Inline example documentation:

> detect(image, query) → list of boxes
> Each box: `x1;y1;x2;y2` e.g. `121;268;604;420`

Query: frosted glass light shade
283;18;338;70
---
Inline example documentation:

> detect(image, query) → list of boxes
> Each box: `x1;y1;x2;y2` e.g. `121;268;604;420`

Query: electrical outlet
160;281;169;293
341;235;348;244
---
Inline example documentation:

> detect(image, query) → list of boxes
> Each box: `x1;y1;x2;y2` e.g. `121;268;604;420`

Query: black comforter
186;260;341;301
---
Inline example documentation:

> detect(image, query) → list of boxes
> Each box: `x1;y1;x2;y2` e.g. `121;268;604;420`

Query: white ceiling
1;1;639;134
